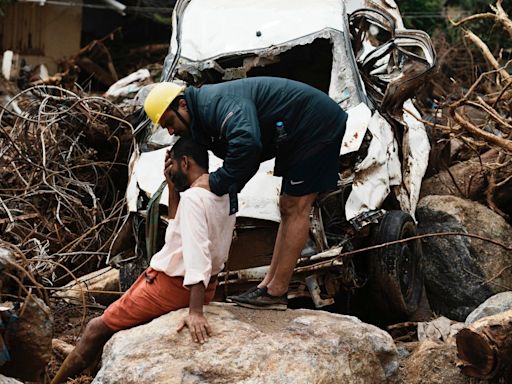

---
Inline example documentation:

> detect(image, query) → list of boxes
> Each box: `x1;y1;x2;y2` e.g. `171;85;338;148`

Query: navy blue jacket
184;77;347;201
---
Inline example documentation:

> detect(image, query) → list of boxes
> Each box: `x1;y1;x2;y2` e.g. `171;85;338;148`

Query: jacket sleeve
209;98;262;196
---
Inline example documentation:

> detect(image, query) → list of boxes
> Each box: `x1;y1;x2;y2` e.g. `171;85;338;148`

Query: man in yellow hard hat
144;82;190;137
144;77;348;310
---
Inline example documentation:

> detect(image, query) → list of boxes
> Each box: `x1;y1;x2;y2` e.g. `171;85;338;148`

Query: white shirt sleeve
179;193;212;288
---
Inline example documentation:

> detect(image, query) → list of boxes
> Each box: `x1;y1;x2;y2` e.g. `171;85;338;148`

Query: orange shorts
101;267;217;331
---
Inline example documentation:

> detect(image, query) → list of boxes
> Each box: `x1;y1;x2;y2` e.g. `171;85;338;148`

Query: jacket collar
184;87;212;146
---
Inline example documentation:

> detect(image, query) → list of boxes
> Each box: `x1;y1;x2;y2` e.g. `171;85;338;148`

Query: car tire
367;210;424;323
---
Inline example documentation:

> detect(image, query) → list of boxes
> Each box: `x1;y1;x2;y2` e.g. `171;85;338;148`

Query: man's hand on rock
177;312;212;344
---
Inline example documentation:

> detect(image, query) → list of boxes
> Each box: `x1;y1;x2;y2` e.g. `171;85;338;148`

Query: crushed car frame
125;0;436;323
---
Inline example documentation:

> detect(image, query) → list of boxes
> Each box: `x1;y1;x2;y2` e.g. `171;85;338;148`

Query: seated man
51;138;236;383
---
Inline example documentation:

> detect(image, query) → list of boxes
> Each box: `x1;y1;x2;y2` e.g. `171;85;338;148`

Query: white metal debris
345;111;402;221
340;102;372;155
394;100;430;218
105;69;151;98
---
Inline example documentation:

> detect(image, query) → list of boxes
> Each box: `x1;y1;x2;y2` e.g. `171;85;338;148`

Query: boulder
94;303;399;384
0;296;53;381
399;340;472;384
416;195;512;320
466;292;512;324
0;374;22;384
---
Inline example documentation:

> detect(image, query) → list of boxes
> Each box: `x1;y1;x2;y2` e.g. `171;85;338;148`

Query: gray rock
417;316;465;344
399;340;472;384
0;374;22;384
465;291;512;324
0;296;53;381
417;195;512;321
94;304;399;384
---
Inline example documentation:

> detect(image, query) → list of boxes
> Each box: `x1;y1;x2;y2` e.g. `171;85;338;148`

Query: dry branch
463;30;511;83
450;0;512;38
451;110;512;152
0;86;134;286
434;6;512;219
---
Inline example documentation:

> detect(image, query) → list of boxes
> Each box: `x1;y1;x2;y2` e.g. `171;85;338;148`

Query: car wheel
367;210;424;323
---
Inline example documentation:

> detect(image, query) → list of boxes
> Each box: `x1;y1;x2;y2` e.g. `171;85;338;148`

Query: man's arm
208;98;262;196
175;194;214;343
164;149;180;218
177;282;212;343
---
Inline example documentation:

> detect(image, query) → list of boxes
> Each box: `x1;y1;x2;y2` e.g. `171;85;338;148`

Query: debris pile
0;1;510;383
0;85;134;286
423;0;512;220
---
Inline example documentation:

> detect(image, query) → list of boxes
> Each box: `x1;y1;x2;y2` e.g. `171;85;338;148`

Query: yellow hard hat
144;82;186;125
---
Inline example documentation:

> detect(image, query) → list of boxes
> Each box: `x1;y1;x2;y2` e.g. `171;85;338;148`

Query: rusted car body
126;0;436;322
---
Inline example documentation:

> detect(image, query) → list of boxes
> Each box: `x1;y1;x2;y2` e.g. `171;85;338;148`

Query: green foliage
398;0;511;34
457;1;511;51
397;0;445;34
397;0;511;53
451;0;512;15
153;13;172;25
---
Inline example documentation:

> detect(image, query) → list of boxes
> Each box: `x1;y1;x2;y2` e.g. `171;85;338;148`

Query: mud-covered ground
49;303;104;384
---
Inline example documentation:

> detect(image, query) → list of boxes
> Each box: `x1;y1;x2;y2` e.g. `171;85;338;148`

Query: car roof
175;0;347;62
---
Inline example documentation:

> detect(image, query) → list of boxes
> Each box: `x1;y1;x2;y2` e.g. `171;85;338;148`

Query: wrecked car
124;0;436;323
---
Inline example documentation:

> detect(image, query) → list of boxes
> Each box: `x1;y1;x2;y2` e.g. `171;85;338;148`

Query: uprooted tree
419;2;512;380
422;0;512;221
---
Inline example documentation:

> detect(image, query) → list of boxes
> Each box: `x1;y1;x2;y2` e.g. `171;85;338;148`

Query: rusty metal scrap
0;85;134;285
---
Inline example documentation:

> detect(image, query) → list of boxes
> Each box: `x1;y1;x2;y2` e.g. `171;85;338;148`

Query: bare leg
51;317;114;384
265;193;317;296
257;222;285;289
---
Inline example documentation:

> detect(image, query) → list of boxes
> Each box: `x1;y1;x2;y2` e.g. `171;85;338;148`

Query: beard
171;168;189;192
179;128;192;138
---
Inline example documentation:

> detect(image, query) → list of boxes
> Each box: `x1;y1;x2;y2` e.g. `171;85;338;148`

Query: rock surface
417;195;512;320
0;296;53;381
399;340;472;384
417;317;465;343
465;291;512;324
94;303;399;384
0;374;22;384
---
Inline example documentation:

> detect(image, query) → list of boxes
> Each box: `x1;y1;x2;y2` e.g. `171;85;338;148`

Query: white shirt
150;187;235;288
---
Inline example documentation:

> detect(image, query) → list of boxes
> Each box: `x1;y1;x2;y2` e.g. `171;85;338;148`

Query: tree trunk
420;149;512;216
420;149;497;199
456;309;512;380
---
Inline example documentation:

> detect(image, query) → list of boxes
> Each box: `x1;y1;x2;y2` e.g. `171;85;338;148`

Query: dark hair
170;137;209;170
169;95;185;110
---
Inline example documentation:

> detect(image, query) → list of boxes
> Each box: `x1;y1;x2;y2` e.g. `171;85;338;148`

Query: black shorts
280;141;340;196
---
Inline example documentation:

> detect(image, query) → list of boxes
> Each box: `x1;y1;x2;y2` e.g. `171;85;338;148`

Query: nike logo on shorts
290;180;305;185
